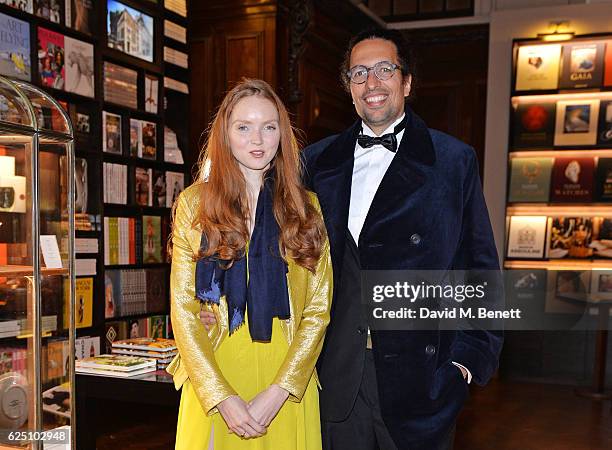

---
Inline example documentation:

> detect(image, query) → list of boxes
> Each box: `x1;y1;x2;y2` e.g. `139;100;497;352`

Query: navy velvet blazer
303;106;503;449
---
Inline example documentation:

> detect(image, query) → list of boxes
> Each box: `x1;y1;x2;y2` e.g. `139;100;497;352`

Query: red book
550;157;594;202
605;41;612;87
129;218;136;264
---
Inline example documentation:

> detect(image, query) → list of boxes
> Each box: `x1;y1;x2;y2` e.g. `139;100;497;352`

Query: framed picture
554;99;600;146
107;0;154;63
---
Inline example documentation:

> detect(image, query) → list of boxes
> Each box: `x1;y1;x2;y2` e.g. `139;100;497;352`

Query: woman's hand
247;384;290;427
199;309;217;331
217;395;267;438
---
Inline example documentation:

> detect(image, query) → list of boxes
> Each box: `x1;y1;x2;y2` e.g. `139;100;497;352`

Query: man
302;29;503;450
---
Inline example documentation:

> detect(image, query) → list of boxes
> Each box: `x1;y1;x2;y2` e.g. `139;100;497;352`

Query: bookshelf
504;33;612;400
0;0;190;395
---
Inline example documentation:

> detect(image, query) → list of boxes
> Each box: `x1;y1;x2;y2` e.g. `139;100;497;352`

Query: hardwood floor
456;379;612;450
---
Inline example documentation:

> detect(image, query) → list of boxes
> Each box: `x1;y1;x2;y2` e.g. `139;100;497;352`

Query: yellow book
516;44;561;91
64;277;93;328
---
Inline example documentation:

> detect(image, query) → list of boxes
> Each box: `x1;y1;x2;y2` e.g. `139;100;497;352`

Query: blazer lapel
312;120;361;269
359;107;437;244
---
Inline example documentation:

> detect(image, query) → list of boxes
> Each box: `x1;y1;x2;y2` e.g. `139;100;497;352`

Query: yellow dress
175;279;322;449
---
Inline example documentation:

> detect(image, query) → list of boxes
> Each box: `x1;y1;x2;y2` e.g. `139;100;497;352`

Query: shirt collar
361;113;406;138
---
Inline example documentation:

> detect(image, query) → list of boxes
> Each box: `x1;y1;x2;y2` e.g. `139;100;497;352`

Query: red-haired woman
167;79;332;449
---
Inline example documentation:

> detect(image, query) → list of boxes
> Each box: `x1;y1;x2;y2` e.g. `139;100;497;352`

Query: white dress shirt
349;114;472;384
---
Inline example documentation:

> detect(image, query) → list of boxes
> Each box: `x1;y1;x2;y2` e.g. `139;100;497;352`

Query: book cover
605;41;612;87
129;119;141;157
164;0;187;18
165;171;184;208
515;44;561;91
46;340;66;380
103;61;137;109
104;270;121;318
64;36;94;97
142;215;161;263
144;74;158;113
76;354;156;371
35;0;62;24
141;121;156;160
547;217;593;259
0;12;30;81
64;277;93;328
75;365;157;377
104;320;127;353
597;100;612;147
148;315;167;339
65;0;94;35
508;157;554;203
111;348;175;362
146;268;167;313
107;0;154;63
506;215;547;259
0;0;33;13
550;157;594;202
37;27;64;90
135;167;152;206
589;217;612;259
152;170;166;208
102;111;122;154
512;98;556;149
112;337;176;352
127;318;148;338
554;99;600;146
595;158;612;201
164;89;188;162
560;42;605;89
75;157;87;214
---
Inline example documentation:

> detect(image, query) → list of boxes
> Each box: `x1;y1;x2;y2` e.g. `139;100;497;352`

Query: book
141;121;157;160
127;318;148;338
152;170;166;207
148;315;167;339
65;0;95;35
42;383;70;419
512;98;556;148
46;340;66;380
547;217;593;259
38;27;65;90
64;277;93;328
129;119;141;157
105;321;127;352
550;157;594;202
508;157;553;203
164;0;187;17
102;163;127;204
64;36;94;97
165;171;184;208
112;337;176;352
76;354;156;371
163;46;188;69
107;0;154;63
597;100;612;147
554;99;600;146
135;167;152;206
104;271;121;318
589;217;612;259
559;42;605;89
146;267;167;313
111;349;175;362
75;365;157;377
0;12;31;81
103;61;137;109
605;41;612;87
102;111;122;154
506;215;547;259
142;215;162;263
75;157;87;213
36;0;62;24
515;44;561;91
164;20;186;44
0;0;33;13
595;158;612;201
144;74;158;113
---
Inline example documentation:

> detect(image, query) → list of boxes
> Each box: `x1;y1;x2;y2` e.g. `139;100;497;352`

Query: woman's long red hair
188;78;325;272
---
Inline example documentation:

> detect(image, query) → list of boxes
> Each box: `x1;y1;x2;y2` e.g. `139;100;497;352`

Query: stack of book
76;354;157;378
111;338;177;370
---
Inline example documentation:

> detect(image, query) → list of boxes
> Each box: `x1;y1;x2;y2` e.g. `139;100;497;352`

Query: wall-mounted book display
506;33;612;275
0;0;189;372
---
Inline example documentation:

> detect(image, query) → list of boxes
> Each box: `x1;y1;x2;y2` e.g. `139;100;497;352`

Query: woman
167;79;332;450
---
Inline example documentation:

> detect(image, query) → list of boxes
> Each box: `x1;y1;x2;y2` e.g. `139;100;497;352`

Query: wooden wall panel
226;33;265;85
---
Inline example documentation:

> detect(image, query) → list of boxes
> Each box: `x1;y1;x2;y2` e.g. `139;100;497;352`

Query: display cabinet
0;76;74;449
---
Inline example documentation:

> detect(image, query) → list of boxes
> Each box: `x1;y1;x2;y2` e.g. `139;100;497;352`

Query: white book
76;366;157;378
506;216;547;259
164;20;187;44
76;354;156;371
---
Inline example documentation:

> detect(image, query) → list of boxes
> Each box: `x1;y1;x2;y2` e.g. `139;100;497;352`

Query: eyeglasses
346;61;400;84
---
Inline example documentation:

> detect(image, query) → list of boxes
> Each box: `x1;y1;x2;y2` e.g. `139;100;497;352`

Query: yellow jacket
166;183;333;415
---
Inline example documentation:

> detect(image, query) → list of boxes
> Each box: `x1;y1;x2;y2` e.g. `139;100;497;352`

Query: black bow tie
357;133;397;152
356;114;408;153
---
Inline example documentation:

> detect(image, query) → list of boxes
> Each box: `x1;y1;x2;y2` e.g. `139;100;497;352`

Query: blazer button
410;233;422;245
357;326;367;335
425;345;436;355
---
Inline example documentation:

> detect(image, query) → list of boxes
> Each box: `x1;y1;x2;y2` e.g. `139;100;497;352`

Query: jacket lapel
359;107;437;245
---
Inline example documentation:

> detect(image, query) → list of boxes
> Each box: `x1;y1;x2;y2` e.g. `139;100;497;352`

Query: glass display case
0;76;74;449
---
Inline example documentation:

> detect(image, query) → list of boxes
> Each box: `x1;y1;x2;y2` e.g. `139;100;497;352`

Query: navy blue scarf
194;178;290;341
